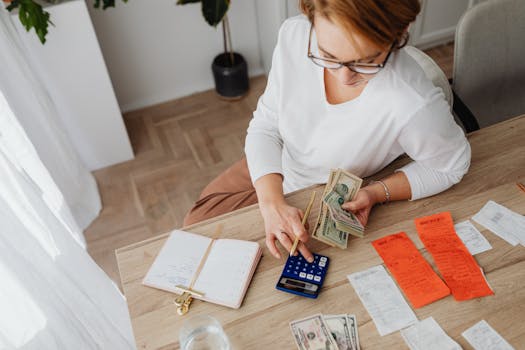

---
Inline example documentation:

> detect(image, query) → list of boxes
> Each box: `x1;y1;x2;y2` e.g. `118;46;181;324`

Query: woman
184;0;470;263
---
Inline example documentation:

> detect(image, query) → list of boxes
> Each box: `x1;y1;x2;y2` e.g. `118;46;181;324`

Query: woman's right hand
259;199;314;263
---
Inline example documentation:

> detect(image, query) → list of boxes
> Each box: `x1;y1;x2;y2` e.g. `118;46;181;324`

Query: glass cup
179;315;231;350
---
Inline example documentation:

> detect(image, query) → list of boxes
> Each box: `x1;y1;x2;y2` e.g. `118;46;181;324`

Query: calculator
275;253;330;299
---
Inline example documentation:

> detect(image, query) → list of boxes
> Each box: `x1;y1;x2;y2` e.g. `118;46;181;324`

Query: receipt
455;220;492;255
472;201;525;246
347;265;417;336
401;317;461;350
462;320;514;350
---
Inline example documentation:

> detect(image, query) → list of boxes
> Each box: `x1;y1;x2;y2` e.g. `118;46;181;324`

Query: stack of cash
313;169;364;249
290;313;360;350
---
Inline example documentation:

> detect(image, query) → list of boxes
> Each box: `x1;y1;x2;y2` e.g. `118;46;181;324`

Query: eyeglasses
307;25;394;75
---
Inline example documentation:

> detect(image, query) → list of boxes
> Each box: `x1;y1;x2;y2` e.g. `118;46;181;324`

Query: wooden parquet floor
85;43;454;287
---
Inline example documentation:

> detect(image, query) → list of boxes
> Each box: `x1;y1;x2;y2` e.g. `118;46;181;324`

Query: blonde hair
300;0;420;49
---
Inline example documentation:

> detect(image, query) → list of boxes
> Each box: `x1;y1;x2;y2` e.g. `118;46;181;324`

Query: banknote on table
313;169;364;248
323;314;360;350
290;314;338;350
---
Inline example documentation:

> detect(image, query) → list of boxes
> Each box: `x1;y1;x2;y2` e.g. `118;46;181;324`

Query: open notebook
143;229;262;309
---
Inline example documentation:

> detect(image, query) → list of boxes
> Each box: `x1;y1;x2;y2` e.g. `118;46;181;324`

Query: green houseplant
5;0;249;98
3;0;126;44
177;0;249;99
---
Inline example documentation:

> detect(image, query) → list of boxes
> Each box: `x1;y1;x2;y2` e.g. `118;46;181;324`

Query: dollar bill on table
323;314;360;350
313;169;364;248
290;314;338;350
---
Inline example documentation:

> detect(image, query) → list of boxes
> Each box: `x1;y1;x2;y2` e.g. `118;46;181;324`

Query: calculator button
319;261;326;267
309;269;314;274
316;271;322;275
302;268;307;272
286;269;290;273
314;276;321;282
299;272;306;278
320;257;327;262
306;274;314;280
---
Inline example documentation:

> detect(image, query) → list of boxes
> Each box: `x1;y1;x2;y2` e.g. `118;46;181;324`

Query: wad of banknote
290;313;360;350
312;169;364;249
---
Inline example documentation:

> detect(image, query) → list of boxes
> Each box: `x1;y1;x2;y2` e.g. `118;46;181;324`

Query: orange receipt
415;211;494;301
372;232;450;308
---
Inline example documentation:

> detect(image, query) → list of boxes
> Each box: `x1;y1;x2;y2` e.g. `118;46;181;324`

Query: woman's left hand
341;186;380;227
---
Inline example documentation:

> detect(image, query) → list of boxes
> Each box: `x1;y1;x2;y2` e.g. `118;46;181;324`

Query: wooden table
116;115;525;349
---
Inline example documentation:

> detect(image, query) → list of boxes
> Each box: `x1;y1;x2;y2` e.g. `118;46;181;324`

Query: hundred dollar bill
347;314;360;350
290;314;338;350
313;169;364;247
323;314;353;350
323;189;364;238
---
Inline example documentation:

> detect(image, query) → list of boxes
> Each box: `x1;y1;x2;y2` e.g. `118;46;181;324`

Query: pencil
517;182;525;194
290;191;316;257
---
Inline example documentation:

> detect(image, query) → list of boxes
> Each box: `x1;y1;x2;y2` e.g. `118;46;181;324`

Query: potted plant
177;0;249;99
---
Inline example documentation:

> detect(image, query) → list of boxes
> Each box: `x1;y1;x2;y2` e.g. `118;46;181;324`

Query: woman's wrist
364;182;387;205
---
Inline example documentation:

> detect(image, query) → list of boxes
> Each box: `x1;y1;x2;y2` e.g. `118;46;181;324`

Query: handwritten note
401;317;461;350
372;232;450;308
347;265;417;336
455;220;492;255
472;200;525;246
415;212;494;301
462;320;515;350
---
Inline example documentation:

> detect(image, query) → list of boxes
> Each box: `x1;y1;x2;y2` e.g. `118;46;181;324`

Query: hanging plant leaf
94;0;128;10
201;0;229;27
6;0;53;44
176;0;201;4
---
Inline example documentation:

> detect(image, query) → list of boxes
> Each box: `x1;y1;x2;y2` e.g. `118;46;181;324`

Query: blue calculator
275;253;330;298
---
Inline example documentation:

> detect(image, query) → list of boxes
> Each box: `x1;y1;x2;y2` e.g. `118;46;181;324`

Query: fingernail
307;257;314;263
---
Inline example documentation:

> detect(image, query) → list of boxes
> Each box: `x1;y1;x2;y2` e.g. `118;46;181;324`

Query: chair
405;46;479;132
404;46;464;127
453;0;525;129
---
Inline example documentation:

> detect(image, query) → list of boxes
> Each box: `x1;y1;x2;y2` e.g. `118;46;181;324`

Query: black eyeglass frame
307;25;395;74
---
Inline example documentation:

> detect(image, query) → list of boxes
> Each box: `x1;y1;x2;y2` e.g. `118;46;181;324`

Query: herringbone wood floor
85;43;454;287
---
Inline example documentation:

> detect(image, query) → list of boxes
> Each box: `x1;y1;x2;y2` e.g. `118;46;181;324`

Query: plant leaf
176;0;201;5
93;0;128;9
14;0;53;44
201;0;229;27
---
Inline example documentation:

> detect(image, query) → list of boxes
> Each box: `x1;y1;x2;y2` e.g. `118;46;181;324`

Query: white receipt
462;320;514;350
472;201;525;246
347;265;417;336
455;220;492;255
401;317;461;350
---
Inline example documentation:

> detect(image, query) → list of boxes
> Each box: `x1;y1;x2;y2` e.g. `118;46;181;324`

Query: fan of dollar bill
312;169;364;249
290;314;360;350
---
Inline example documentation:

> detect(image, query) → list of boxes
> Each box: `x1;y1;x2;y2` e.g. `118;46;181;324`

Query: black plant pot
211;52;249;99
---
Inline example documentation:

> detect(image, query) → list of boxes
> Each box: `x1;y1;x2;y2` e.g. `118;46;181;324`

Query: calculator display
278;277;318;295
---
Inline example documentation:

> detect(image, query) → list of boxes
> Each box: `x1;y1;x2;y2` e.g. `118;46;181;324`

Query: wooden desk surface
116;115;525;349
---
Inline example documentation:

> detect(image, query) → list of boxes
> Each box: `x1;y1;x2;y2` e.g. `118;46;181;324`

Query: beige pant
183;158;258;226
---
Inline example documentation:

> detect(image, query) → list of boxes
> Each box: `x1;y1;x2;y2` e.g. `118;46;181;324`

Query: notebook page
142;230;211;292
193;239;260;307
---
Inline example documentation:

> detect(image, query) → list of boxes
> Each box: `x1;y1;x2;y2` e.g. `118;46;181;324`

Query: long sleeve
396;90;471;200
244;24;286;184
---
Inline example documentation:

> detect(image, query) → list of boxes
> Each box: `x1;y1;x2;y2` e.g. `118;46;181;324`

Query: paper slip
347;265;417;336
462;320;515;350
455;221;492;255
472;201;525;246
415;212;494;301
372;232;450;308
401;317;462;350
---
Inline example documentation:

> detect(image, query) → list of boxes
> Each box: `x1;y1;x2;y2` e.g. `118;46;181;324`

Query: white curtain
0;5;135;349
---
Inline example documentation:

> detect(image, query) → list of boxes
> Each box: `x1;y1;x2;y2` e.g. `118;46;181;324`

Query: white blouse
245;15;471;200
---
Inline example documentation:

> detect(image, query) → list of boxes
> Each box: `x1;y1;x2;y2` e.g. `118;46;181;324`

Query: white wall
86;0;264;112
